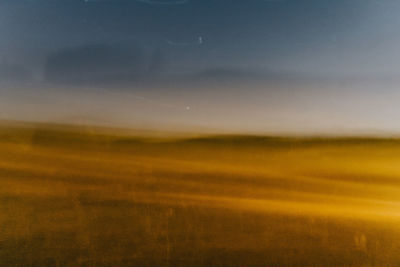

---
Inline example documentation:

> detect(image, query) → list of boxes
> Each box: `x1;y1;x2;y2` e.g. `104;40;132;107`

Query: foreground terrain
2;123;400;266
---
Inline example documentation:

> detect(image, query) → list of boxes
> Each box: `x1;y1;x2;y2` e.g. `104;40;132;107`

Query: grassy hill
1;123;400;265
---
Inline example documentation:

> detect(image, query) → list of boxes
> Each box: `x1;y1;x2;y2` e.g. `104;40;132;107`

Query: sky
1;0;400;134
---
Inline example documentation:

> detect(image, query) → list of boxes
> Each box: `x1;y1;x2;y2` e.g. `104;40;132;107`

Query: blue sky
1;0;400;134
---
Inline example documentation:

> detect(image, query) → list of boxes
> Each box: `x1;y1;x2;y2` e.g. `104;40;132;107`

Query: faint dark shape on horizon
44;43;167;85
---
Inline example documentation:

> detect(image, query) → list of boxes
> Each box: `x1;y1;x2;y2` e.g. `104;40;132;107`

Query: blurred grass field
2;123;400;266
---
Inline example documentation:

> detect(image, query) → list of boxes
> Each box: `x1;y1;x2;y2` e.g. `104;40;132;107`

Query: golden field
2;123;400;266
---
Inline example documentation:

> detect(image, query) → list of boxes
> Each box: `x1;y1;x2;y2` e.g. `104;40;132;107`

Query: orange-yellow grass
2;123;400;265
